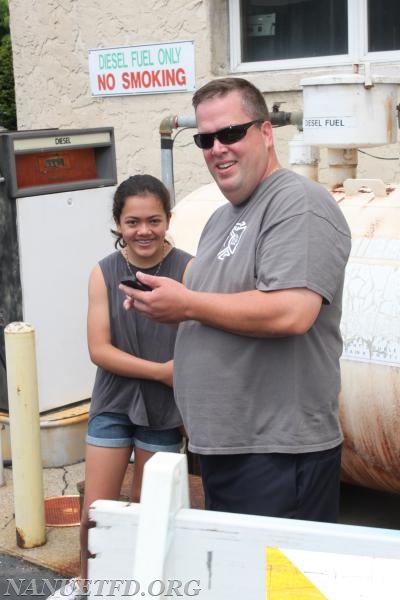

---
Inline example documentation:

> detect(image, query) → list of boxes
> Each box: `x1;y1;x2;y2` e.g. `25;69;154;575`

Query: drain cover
44;495;81;527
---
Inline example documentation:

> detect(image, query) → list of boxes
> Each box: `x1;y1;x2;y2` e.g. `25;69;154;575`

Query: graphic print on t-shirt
217;221;247;260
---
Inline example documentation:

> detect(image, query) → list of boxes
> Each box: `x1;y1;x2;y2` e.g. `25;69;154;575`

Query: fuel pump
0;127;117;465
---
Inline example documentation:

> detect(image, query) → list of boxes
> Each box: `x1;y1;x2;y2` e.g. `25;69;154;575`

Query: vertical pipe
161;136;175;206
327;148;358;190
4;321;46;548
289;132;319;181
160;116;178;207
160;115;197;207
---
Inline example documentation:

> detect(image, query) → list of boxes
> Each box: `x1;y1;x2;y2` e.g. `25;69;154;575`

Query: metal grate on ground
44;495;81;527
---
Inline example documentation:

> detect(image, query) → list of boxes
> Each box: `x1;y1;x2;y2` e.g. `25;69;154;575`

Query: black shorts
199;445;342;523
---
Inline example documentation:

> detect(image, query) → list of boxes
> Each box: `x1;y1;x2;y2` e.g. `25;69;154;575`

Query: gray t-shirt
174;169;351;454
89;247;192;429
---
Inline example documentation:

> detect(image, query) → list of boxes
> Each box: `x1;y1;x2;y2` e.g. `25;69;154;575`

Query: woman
48;174;192;600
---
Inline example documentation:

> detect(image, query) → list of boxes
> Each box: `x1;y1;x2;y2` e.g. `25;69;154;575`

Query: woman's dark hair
192;77;269;122
111;174;171;248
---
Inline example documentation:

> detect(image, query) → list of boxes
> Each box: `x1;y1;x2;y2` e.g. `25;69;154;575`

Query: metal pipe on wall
160;115;196;207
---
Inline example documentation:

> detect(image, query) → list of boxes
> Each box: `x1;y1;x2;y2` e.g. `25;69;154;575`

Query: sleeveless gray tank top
89;246;192;429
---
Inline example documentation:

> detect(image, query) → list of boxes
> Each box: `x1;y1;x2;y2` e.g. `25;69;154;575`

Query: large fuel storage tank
300;73;400;494
334;182;400;494
169;178;400;495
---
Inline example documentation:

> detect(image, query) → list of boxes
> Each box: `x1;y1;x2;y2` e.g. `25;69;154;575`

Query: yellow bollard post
4;321;46;548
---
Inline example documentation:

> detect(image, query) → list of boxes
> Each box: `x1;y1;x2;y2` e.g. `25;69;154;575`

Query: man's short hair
192;77;269;121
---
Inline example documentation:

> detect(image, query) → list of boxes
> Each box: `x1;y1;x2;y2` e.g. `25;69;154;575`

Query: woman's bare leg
130;447;155;503
80;444;132;580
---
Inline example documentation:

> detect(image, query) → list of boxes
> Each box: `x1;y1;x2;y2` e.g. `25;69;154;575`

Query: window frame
229;0;400;73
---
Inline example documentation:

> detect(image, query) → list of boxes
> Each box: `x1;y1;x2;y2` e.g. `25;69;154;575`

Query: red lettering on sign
97;73;116;91
120;68;187;89
175;68;186;86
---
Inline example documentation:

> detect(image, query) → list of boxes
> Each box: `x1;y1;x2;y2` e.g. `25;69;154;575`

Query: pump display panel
0;127;117;197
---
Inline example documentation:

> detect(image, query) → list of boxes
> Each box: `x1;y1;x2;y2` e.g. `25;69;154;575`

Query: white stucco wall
7;0;216;203
7;0;400;203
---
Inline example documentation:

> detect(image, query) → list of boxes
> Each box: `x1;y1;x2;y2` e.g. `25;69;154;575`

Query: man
121;77;351;522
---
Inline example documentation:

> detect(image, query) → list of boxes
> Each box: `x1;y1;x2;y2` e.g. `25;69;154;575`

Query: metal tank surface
334;181;400;494
169;179;400;495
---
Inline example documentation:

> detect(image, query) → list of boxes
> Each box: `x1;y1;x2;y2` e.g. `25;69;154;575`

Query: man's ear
261;120;273;147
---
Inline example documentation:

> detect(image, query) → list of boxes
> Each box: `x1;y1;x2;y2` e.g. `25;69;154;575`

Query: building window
229;0;400;71
368;0;400;52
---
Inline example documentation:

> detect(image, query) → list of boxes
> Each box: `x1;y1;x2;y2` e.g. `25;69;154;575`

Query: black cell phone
120;276;153;292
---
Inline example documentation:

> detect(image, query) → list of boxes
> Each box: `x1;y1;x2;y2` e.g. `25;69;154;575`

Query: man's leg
294;444;342;523
199;445;341;522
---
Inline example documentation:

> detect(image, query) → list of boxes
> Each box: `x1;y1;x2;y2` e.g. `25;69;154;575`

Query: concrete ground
0;461;84;578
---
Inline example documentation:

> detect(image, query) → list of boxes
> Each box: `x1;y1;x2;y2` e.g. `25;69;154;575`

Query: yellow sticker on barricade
266;547;328;599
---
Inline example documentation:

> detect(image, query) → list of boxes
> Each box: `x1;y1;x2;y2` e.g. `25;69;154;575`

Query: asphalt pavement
0;552;64;599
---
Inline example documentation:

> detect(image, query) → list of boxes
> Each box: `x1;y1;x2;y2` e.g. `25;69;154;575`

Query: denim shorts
86;412;182;453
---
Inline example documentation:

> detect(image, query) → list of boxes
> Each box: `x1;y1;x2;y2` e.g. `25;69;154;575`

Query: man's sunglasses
193;119;264;150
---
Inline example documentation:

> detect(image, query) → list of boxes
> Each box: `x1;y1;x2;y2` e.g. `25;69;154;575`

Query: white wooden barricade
88;453;400;599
